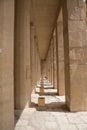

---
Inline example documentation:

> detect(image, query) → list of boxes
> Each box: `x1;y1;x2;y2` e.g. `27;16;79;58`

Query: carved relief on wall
68;0;85;20
69;46;86;64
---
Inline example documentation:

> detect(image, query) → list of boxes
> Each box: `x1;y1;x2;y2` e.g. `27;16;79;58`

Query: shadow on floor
36;86;54;89
15;109;23;125
35;91;58;96
30;101;68;112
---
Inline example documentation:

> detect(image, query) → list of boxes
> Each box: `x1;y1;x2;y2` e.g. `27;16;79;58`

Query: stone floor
15;80;87;130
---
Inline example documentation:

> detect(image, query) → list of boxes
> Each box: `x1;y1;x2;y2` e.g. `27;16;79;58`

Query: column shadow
30;101;68;112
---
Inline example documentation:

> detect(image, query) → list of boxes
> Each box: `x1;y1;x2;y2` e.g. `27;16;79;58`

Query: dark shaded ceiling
32;0;59;59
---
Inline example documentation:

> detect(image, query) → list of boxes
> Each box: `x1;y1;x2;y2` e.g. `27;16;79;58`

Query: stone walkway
15;80;87;130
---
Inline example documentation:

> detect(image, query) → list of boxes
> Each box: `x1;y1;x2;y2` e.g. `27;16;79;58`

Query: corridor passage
1;1;87;130
15;79;87;130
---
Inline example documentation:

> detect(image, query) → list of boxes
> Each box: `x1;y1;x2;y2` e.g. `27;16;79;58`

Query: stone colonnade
0;0;41;130
0;0;87;130
45;0;87;111
14;0;41;109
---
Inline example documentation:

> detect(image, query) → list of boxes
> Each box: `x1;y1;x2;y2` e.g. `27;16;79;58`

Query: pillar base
38;97;45;107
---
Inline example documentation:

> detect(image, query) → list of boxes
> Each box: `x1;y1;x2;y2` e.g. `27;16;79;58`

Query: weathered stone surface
53;32;58;90
57;10;65;96
0;0;14;130
62;0;87;111
14;0;31;109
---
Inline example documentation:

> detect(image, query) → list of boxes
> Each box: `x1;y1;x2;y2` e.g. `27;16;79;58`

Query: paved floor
15;80;87;130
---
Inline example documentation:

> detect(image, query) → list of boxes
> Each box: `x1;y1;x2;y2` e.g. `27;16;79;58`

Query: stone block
38;97;45;107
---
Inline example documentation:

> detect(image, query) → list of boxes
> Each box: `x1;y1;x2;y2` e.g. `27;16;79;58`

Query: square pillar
38;97;45;107
14;0;31;109
30;24;36;89
57;9;65;95
0;0;14;129
62;0;87;111
53;31;59;90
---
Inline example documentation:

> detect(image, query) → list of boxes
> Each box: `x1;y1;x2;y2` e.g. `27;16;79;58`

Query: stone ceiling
32;0;59;59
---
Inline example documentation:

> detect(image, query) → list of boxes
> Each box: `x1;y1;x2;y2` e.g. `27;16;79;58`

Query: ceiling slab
32;0;59;59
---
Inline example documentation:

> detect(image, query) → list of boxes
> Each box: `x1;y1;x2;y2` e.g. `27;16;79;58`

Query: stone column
30;23;36;89
48;47;51;82
48;53;50;81
37;53;40;83
52;38;55;88
14;0;31;109
47;57;49;80
46;53;49;81
51;44;53;84
55;26;59;94
34;37;37;87
38;54;41;80
50;40;53;86
46;58;48;78
47;52;49;80
62;0;87;111
34;37;39;86
30;23;33;90
0;0;14;130
48;48;51;82
57;10;65;95
53;31;58;89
